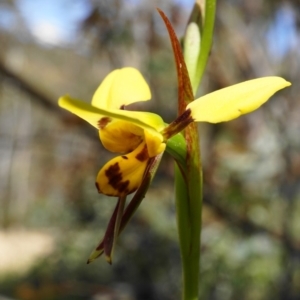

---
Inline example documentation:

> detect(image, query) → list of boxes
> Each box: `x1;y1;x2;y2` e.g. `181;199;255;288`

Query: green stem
175;1;215;298
169;124;202;300
175;163;202;300
166;1;215;298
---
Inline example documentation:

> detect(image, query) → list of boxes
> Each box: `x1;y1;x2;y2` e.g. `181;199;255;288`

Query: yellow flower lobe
188;77;291;123
99;120;144;153
96;142;150;197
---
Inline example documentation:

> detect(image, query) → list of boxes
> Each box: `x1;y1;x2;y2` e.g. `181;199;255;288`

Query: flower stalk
157;7;204;299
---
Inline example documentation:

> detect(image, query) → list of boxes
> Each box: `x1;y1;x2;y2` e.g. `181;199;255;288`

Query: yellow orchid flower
57;7;293;290
59;68;290;198
59;68;166;197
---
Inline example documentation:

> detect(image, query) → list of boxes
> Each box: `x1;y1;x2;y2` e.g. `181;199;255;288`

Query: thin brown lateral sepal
87;154;163;264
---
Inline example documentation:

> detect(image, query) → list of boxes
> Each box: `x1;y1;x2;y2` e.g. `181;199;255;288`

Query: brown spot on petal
105;162;130;194
135;145;149;162
122;156;128;160
98;117;112;129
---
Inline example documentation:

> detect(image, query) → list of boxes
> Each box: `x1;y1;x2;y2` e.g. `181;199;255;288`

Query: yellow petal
187;77;291;123
91;70;118;109
59;95;104;128
144;130;166;157
96;142;150;197
92;67;151;109
59;95;165;131
99;120;144;153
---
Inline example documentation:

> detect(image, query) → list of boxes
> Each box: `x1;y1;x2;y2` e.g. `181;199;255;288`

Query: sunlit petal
59;95;166;131
187;77;291;123
92;67;151;109
96;142;150;197
59;95;105;128
91;69;118;109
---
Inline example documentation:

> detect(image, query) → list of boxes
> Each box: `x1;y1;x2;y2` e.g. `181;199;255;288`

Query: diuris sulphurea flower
59;68;166;197
57;7;292;300
59;68;290;263
59;71;290;197
58;8;290;264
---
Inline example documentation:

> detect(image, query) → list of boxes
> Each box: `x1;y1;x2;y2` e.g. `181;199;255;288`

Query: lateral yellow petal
187;77;291;123
92;67;151;109
96;142;149;197
59;95;165;131
59;95;104;129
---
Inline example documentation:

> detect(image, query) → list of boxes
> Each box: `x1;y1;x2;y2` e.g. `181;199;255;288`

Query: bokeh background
0;0;299;299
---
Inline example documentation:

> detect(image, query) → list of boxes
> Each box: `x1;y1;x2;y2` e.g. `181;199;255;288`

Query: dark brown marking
175;108;192;125
122;155;128;160
120;105;126;110
116;180;130;193
135;145;149;162
98;117;112;129
105;162;130;194
161;108;193;139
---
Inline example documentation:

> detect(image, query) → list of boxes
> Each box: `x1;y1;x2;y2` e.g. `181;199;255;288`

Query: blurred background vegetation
0;0;299;299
